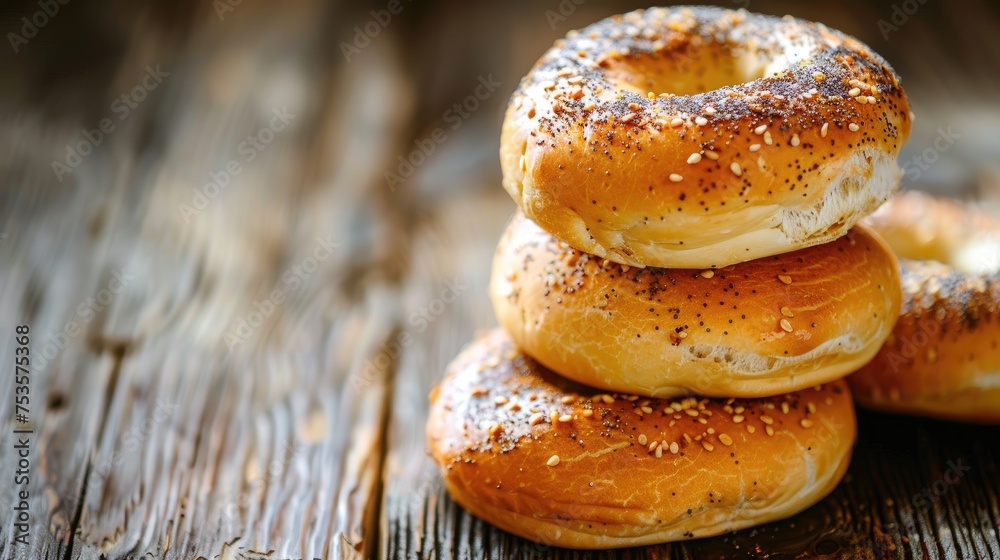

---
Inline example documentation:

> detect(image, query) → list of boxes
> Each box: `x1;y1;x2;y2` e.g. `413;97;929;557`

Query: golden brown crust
852;192;1000;423
426;329;857;549
490;211;901;398
501;6;911;268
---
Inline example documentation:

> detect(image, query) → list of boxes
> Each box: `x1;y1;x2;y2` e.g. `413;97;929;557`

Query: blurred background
1;0;999;558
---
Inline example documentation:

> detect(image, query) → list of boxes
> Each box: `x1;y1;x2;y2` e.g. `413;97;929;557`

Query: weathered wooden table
1;1;998;558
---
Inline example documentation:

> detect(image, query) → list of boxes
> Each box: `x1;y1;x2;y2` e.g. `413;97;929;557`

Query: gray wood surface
0;0;998;558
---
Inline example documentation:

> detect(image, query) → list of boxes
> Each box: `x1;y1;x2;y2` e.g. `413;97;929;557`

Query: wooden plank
2;1;413;558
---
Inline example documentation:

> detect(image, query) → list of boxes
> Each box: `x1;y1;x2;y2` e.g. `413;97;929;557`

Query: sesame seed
648;441;659;452
821;123;829;137
507;401;521;411
495;396;508;405
638;434;647;445
678;331;688;339
695;116;708;126
781;402;790;414
704;106;716;115
547;455;561;466
583;102;597;111
489;422;503;436
550;410;559;423
732;414;745;423
730;162;742;176
867;96;877;104
813;72;825;81
790;134;800;147
471;387;487;397
687;153;702;164
685;408;699;417
848;87;861;97
857;95;868;105
765;425;775;437
570;88;584;100
561;395;575;404
704;150;719;160
655;444;663;458
647;91;656;99
746;425;756;434
683;433;692;444
719;434;733;446
558;414;573;423
601;394;614;404
807;402;817;414
780;319;793;332
628;102;641;111
669;173;683;182
701;270;715;279
760;415;774;425
669;442;679;454
540;80;556;90
848;123;860;132
568;76;583;84
749;144;761;152
641;406;653;414
763;131;773;145
702;441;715;452
670;117;684;127
581;409;594;418
778;274;792;284
781;306;794;317
754;124;767;134
529;413;543;426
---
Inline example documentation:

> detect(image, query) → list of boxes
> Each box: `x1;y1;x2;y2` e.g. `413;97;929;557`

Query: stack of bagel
428;6;924;549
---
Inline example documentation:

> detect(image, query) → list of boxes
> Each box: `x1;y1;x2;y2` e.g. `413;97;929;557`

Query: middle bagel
490;211;901;398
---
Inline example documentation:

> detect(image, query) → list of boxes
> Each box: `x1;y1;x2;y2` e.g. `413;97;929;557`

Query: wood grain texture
1;1;412;558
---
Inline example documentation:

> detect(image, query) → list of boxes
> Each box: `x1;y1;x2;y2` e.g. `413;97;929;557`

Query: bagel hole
603;43;770;96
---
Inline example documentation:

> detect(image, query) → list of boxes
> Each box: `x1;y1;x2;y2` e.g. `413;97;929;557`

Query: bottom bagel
426;329;857;548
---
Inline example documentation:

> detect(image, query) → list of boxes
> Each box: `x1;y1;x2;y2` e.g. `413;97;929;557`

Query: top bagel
501;6;911;269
